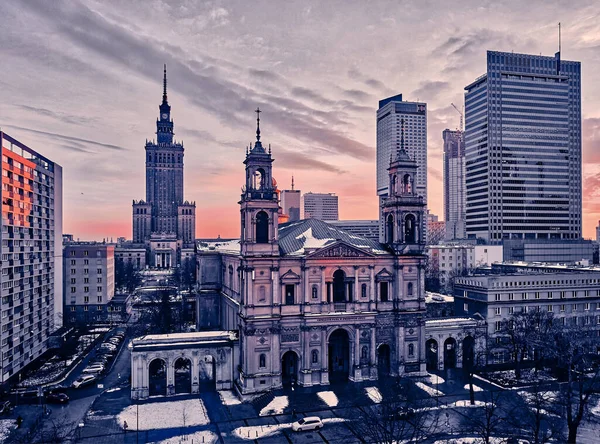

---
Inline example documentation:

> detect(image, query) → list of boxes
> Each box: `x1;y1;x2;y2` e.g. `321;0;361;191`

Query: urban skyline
1;1;599;241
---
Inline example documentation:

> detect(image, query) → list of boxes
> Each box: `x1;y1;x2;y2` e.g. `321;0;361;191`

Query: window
70;306;75;312
97;286;102;292
84;250;88;256
70;278;76;284
97;277;102;283
256;211;269;244
84;286;89;293
259;354;266;368
70;251;75;256
561;304;565;312
380;282;389;302
84;269;89;275
464;303;468;312
97;296;102;303
495;321;501;332
361;284;367;298
508;293;514;301
84;259;89;265
509;307;514;314
408;344;414;357
585;303;590;311
84;306;88;311
312;350;319;364
84;296;89;303
312;286;318;299
407;282;413;296
70;287;76;293
522;293;528;300
97;305;102;311
97;269;102;274
548;305;553;312
495;307;501;316
535;292;540;299
361;346;369;360
495;294;501;301
285;284;295;305
70;259;75;265
258;285;266;302
70;269;76;275
84;278;89;284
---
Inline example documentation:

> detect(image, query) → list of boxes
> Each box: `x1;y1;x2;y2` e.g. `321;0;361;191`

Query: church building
196;110;429;394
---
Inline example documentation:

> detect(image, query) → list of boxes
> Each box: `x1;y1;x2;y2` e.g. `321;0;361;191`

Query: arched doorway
462;336;475;372
426;339;438;371
386;214;394;244
405;214;416;243
256;211;269;243
199;355;216;391
333;270;346;302
149;358;167;397
174;358;191;394
378;344;391;376
444;338;457;369
329;329;350;382
281;351;298;386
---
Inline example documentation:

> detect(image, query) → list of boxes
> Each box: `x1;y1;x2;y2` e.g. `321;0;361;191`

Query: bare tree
456;317;488;405
349;376;440;444
454;389;507;444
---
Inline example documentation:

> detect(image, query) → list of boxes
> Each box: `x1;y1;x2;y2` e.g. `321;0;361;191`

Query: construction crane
451;103;464;132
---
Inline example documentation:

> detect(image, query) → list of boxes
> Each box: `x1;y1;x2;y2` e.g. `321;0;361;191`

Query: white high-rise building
377;94;427;239
464;50;581;243
302;192;338;221
443;129;466;240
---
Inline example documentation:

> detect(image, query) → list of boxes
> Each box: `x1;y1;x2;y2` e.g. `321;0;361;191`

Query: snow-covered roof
425;292;454;304
131;331;238;349
197;239;241;254
278;218;389;257
425;317;478;328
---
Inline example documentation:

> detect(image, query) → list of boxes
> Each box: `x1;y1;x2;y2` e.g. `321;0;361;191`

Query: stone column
271;327;281;388
302;266;309;313
166;358;175;396
320;267;326;303
191;357;199;394
272;268;280;305
354;266;359;306
353;326;361;381
370;328;376;377
321;327;329;385
369;266;375;311
247;269;254;306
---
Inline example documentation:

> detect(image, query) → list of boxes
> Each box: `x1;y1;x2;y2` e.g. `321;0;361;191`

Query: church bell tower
239;109;279;257
380;118;426;254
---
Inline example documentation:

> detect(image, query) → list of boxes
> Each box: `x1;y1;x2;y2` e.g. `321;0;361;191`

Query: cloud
16;104;97;126
582;118;600;164
3;124;125;152
275;150;345;174
411;81;450;100
291;87;336;106
343;89;372;101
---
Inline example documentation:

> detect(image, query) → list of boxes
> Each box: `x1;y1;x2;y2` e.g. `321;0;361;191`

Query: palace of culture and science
119;66;196;268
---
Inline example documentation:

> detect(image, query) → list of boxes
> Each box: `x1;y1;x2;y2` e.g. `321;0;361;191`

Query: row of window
70;268;103;275
70;287;104;295
494;302;596;316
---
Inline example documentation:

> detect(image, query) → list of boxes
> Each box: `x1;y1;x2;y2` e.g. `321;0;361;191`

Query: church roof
278;218;389;257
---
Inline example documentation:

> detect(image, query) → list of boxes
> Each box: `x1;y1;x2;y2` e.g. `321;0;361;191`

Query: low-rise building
328;220;379;241
425;292;454;318
454;271;600;363
115;245;147;270
63;242;115;325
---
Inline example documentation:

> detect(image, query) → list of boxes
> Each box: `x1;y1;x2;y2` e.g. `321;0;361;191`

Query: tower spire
163;64;168;103
255;107;261;142
291;176;295;191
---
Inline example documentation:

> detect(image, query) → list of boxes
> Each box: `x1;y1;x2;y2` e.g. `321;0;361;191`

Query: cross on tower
255;107;262;142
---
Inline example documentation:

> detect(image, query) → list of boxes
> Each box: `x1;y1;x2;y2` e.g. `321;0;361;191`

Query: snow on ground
151;429;219;443
106;387;121;393
234;423;288;440
463;383;483;392
0;419;16;442
427;373;445;385
317;391;339;407
117;399;209;431
433;437;507;444
219;390;241;406
484;368;555;386
365;386;382;403
259;395;289;416
449;400;489;408
416;382;444;397
591;398;600;417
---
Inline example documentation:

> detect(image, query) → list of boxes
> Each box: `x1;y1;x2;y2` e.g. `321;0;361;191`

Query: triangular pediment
280;269;301;281
307;241;375;259
376;268;394;278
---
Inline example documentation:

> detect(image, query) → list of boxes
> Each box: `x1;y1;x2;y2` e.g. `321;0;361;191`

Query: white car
82;364;104;374
72;374;96;388
292;416;323;432
100;343;117;351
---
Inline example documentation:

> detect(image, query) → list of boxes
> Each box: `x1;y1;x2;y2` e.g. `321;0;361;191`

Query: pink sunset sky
1;1;599;241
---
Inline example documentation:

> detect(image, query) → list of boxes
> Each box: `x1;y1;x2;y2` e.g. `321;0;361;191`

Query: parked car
292;416;323;432
107;338;121;346
90;357;108;366
0;401;11;415
73;375;96;388
82;364;105;374
100;343;117;351
46;392;69;404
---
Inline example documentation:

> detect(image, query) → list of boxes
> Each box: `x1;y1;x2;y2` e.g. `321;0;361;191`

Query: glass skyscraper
464;50;581;242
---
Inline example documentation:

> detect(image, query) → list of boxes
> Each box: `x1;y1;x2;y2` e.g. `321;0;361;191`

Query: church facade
196;111;429;394
124;66;196;268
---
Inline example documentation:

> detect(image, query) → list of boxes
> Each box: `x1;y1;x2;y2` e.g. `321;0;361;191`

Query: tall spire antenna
558;22;561;53
556;23;561;75
255;107;261;142
163;64;168;103
291;176;295;191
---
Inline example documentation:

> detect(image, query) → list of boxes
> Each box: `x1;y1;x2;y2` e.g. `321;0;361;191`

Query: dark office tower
464;51;581;243
443;129;465;240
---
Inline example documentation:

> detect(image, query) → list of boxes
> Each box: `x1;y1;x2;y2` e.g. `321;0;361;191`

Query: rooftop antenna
162;64;168;103
556;22;561;75
291;176;295;191
255;107;261;142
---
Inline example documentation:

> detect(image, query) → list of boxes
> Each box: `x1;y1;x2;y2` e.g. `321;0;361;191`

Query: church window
256;211;269;244
311;350;319;364
259;354;266;368
386;214;394;244
258;285;266;302
407;282;413;296
380;282;389;302
405;214;416;243
285;284;295;305
361;283;367;298
253;168;266;190
312;285;318;299
403;174;412;193
408;343;415;357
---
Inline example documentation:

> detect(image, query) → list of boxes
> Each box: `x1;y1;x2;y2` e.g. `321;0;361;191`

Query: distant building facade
1;132;63;383
328;220;379;241
130;66;196;268
502;239;593;264
302;192;339;221
454;271;600;363
63;243;115;325
427;213;445;245
464;51;581;243
280;178;301;222
443;129;465;240
114;246;147;270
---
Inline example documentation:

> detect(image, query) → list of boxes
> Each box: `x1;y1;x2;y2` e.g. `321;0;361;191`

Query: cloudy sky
1;0;599;240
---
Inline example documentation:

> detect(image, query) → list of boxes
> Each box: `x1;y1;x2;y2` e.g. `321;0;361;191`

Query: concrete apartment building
454;271;600;363
427;244;503;288
302;192;339;220
1;132;63;383
63;243;115;325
